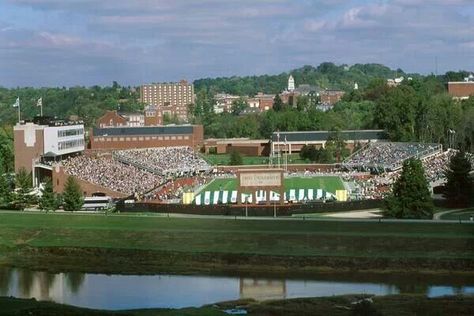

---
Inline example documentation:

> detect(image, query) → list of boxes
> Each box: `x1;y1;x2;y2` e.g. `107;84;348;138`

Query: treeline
0;82;142;127
190;74;474;152
194;63;406;95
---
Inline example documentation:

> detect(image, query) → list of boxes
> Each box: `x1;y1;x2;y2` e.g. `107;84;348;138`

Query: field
0;211;473;275
199;176;344;194
202;154;308;166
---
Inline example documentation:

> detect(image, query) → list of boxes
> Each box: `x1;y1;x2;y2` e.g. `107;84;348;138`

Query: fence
115;199;384;216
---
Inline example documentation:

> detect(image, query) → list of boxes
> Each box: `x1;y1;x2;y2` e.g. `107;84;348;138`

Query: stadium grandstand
343;142;442;171
113;147;211;176
61;146;210;197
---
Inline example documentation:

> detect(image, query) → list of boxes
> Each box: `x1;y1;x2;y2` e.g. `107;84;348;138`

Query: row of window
143;86;192;91
95;135;190;142
58;139;84;150
57;128;84;138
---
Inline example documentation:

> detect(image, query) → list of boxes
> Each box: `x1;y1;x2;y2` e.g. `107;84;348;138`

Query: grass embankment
1;295;474;316
0;212;473;275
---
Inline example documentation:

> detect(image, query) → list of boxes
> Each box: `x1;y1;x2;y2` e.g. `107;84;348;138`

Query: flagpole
41;103;43;116
18;99;21;123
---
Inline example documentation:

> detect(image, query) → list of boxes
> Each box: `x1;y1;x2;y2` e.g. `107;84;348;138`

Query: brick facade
96;111;127;128
89;125;204;150
448;82;474;99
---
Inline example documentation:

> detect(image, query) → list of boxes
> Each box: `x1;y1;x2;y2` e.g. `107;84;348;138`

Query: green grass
199;176;344;194
203;154;270;166
202;154;310;166
2;295;474;316
0;212;472;260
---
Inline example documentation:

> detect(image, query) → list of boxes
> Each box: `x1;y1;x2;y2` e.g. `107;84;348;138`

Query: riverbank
1;294;473;315
0;212;473;275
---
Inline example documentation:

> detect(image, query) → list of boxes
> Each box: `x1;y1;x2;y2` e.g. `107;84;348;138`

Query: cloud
1;0;473;87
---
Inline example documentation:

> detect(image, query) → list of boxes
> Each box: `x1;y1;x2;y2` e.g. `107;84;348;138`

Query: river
0;267;472;310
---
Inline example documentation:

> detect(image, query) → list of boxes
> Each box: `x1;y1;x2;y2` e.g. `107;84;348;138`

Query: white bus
82;196;113;211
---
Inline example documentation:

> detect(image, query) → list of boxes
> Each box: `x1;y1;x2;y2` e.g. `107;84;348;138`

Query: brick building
448;81;474;100
89;125;204;150
13;117;85;186
140;80;194;121
319;89;345;105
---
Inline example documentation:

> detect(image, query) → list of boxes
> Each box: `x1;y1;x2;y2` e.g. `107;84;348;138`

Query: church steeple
288;75;295;91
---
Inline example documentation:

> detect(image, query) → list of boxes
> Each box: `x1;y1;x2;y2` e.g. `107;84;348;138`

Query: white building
288;75;295;92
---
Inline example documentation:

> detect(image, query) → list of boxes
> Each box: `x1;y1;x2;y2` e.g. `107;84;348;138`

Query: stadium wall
116;199;384;216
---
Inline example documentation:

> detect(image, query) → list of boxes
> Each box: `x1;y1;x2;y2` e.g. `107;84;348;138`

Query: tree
15;167;33;210
443;151;473;207
231;97;248;115
229;150;243;165
39;178;59;212
273;94;284;112
384;158;433;219
63;176;84;212
0;173;13;208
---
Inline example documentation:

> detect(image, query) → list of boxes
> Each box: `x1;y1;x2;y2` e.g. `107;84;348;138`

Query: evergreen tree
385;158;434;219
15;167;33;210
39;178;59;212
443;151;473;207
229;150;243;165
0;173;13;208
273;94;284;112
63;176;84;212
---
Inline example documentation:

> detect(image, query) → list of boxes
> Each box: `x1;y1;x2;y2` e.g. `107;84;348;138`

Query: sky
1;0;474;87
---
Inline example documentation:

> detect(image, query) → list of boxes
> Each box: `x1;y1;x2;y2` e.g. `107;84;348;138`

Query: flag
12;97;19;108
37;97;42;107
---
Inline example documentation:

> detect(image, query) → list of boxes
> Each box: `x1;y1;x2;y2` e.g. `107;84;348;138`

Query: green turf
199;176;344;194
0;212;472;259
202;154;310;166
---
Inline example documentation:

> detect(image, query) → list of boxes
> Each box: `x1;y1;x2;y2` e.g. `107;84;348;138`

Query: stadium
14;117;468;210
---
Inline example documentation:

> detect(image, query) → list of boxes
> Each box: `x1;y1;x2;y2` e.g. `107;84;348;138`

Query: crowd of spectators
344;142;441;170
113;147;211;176
63;155;163;195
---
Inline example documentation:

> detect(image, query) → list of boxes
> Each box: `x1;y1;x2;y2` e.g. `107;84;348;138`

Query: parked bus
82;196;113;211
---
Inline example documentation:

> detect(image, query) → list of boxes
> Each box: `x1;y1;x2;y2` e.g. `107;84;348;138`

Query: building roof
93;125;195;136
271;130;387;142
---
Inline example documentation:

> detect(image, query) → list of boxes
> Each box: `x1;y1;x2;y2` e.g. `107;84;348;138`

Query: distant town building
448;75;474;100
144;105;164;126
247;93;275;112
354;82;359;90
140;80;194;122
214;93;241;113
387;76;405;87
96;111;145;128
288;75;295;92
319;89;345;105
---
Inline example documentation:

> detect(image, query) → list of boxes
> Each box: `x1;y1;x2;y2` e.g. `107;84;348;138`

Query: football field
199;176;344;194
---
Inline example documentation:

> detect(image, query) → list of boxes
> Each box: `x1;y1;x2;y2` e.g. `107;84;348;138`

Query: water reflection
0;267;472;310
65;272;85;294
0;267;12;296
